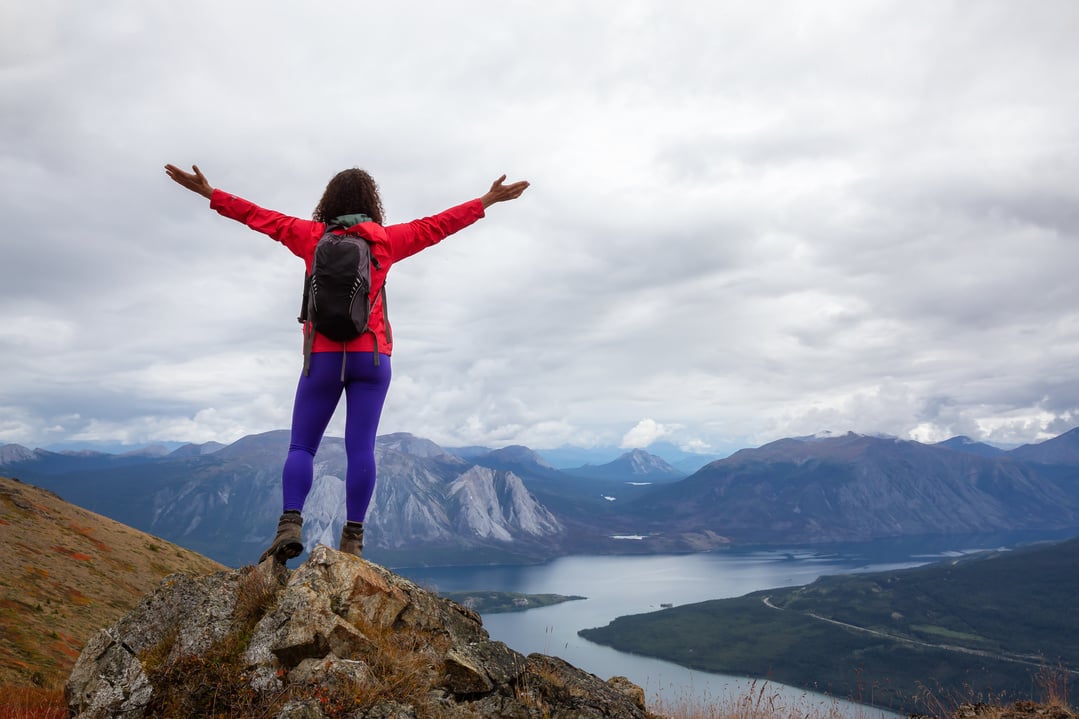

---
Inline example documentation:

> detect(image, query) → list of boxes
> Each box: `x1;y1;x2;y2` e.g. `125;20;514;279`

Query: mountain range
3;427;1079;567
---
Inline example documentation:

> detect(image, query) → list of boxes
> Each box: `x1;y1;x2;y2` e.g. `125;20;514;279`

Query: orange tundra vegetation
0;477;224;690
0;686;65;719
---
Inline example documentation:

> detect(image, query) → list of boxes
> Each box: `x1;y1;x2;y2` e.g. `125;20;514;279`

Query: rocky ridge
66;545;651;719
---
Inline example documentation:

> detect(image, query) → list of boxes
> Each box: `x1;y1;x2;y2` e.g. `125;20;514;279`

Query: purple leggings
281;351;391;522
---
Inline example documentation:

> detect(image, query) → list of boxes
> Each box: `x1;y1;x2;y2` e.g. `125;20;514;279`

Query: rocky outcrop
66;545;652;719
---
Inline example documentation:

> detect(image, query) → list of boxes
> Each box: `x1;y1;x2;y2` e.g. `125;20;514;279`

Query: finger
193;165;206;181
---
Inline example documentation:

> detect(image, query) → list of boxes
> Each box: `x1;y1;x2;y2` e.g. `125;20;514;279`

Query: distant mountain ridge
3;427;1079;567
566;448;685;482
1009;426;1079;464
934;435;1005;457
626;431;1079;543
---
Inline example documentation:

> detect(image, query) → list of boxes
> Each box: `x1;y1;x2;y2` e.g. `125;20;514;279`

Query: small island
441;590;586;614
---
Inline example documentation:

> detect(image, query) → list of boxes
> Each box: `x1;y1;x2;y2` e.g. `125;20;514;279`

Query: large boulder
66;544;653;719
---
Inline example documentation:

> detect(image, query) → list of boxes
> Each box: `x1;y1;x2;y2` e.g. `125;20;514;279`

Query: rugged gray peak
66;546;651;719
569;449;685;482
447;467;563;541
377;432;464;462
301;448;458;551
0;444;35;464
622;449;680;476
305;455;563;552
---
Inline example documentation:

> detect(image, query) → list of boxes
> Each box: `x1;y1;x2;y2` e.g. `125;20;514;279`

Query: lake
397;531;1076;717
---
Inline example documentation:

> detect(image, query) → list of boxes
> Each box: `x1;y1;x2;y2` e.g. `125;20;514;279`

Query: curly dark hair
312;168;385;225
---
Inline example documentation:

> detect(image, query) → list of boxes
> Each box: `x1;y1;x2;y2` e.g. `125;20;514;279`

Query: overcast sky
2;1;1078;456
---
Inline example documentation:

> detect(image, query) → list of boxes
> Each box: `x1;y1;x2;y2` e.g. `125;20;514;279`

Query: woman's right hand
480;174;530;208
165;164;214;199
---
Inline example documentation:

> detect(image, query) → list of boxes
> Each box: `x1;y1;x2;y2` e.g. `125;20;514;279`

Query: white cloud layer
2;1;1078;453
620;419;676;450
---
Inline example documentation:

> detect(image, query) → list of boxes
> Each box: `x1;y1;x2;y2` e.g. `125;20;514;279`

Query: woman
165;163;529;563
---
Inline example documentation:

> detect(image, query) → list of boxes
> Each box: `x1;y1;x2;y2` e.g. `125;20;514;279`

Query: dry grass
316;615;452;717
1037;664;1072;709
917;683;1030;719
649;679;870;719
912;666;1075;719
649;667;1074;719
0;686;65;719
233;564;282;630
139;568;284;719
143;635;270;719
511;656;565;716
0;476;225;687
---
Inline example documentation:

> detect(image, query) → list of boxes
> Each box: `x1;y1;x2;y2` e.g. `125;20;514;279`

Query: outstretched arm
164;164;214;199
479;175;529;208
164;164;318;258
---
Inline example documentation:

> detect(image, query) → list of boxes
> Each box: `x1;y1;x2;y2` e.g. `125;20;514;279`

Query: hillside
580;536;1079;714
0;476;225;688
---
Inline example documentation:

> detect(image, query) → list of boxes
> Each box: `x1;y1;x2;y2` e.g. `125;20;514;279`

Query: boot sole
258;539;304;565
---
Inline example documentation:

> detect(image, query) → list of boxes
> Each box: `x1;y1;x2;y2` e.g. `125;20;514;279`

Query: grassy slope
580;538;1079;713
0;476;225;688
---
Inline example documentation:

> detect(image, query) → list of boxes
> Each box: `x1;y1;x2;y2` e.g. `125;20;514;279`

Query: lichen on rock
66;544;654;719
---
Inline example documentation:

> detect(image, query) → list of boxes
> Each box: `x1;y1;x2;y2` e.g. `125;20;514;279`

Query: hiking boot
258;511;303;564
339;522;364;558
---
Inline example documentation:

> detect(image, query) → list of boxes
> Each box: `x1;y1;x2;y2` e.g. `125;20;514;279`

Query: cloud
620;419;677;449
2;1;1079;453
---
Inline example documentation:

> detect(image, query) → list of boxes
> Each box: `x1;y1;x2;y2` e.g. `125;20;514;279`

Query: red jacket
210;189;486;355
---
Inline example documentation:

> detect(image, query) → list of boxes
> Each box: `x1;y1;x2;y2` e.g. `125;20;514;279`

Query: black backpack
298;224;388;376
